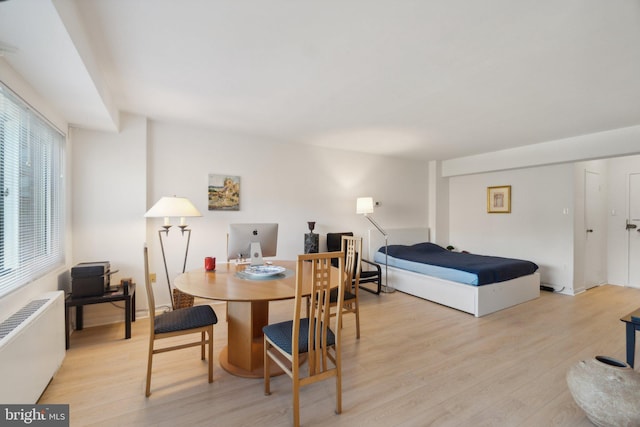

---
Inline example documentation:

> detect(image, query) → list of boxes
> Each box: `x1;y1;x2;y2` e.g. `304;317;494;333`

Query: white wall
68;118;429;316
146;121;428;307
448;156;640;294
69;114;147;324
449;164;575;293
428;160;449;246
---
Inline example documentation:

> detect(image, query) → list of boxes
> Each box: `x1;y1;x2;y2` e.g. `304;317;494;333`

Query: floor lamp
145;196;202;309
356;197;394;293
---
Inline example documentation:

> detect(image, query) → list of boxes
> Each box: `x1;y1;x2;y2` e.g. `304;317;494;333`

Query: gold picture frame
487;185;511;213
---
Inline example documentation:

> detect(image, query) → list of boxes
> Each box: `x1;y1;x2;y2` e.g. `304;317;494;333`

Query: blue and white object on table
242;265;286;278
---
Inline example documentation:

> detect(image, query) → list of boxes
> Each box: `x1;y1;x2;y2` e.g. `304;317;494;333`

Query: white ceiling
1;0;639;160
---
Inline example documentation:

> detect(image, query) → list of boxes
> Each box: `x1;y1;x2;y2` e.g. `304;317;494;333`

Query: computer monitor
227;223;278;265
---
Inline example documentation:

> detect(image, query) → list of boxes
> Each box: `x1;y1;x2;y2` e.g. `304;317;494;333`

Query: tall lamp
145;196;202;309
356;197;394;293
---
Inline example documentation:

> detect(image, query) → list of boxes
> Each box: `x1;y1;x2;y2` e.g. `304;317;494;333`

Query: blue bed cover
373;242;538;286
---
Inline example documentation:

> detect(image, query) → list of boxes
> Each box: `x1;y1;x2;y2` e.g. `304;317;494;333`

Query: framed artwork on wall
487;185;511;213
208;174;240;210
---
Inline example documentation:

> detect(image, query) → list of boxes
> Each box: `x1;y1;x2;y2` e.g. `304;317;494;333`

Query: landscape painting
208;174;240;210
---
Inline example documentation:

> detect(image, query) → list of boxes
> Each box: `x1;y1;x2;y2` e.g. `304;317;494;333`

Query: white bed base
368;227;540;317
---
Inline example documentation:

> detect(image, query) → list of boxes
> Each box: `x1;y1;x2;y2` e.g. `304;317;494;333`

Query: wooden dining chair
263;251;345;427
143;245;218;397
327;232;381;294
329;235;362;339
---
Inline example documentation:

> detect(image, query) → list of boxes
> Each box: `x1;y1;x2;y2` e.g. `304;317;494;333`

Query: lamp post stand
364;214;394;293
158;225;193;310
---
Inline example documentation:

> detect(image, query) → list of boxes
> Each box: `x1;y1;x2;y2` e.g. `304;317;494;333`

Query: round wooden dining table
174;260;337;378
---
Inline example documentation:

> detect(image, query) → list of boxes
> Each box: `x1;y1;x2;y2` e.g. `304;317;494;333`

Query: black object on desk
71;261;115;297
620;308;640;368
65;283;136;349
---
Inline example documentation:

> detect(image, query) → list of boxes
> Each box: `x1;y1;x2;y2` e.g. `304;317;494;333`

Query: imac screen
228;223;278;263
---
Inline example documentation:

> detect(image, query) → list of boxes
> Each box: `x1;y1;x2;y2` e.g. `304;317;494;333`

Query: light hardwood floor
40;285;640;426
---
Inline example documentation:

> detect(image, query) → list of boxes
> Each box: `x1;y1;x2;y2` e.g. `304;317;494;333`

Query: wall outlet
149;273;157;283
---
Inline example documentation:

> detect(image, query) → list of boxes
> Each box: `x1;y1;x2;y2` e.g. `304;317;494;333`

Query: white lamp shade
144;196;202;218
356;197;374;215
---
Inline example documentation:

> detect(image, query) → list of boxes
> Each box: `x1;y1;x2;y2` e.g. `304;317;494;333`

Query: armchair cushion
329;287;356;303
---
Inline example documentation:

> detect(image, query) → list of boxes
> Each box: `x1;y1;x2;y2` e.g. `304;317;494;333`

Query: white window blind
0;81;65;297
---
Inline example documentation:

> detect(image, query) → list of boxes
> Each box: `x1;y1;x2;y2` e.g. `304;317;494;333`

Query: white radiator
0;291;65;403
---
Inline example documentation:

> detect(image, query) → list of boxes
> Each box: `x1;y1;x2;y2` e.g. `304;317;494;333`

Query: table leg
125;295;131;339
76;305;84;330
221;300;269;378
626;322;636;368
131;292;136;322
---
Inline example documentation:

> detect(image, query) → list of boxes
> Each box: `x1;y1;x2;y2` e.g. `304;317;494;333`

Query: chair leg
358;275;382;294
208;327;214;383
335;344;343;415
264;337;271;395
335;364;342;415
201;331;206;360
145;337;154;397
292;367;300;427
355;301;360;339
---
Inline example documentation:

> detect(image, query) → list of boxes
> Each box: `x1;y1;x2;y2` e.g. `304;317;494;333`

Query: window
0;81;65;297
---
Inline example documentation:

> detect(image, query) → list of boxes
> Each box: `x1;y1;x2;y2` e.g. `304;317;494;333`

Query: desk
175;261;338;378
620;308;640;368
65;284;136;349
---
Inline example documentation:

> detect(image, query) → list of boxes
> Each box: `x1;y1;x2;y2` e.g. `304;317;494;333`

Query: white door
628;173;640;287
584;171;605;289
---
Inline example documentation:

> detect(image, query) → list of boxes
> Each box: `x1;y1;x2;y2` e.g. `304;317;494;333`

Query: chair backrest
327;232;354;271
143;245;156;330
327;232;353;252
341;236;362;293
294;251;345;374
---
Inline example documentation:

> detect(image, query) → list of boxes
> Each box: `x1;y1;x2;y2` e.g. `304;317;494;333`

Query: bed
368;227;540;317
